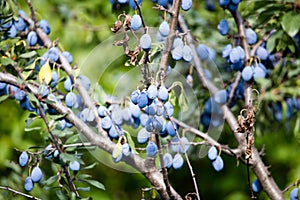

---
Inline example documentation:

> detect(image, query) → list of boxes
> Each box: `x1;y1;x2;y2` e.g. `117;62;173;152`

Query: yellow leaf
39;59;52;84
112;142;122;159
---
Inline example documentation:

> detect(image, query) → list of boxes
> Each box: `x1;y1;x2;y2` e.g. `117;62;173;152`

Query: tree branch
178;10;285;200
0;186;41;200
157;0;182;84
0;72;183;200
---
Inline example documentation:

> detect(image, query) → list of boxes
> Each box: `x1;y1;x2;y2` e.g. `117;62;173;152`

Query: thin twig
134;0;147;32
171;118;241;158
157;0;182;85
250;31;273;57
26;0;37;25
63;142;94;148
167;116;201;200
155;133;174;200
227;72;241;106
0;186;41;200
282;178;300;193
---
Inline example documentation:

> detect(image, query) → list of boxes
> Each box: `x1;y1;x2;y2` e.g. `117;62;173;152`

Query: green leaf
169;90;177;106
125;131;138;154
92;83;107;105
281;11;300;37
77;174;92;180
0;57;16;66
24;127;41;132
82;162;97;170
26;93;39;105
43;175;58;186
59;153;76;163
178;92;188;112
19;51;37;58
84;179;105;190
0;95;8;103
56;189;68;200
77;187;90;192
267;31;283;53
294;116;300;136
39;59;52;84
65;134;80;144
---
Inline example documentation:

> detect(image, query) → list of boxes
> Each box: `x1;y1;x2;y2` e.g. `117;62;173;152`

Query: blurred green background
0;0;299;199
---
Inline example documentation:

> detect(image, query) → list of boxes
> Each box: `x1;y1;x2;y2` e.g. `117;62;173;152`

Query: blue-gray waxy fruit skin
31;166;43;183
19;151;29;167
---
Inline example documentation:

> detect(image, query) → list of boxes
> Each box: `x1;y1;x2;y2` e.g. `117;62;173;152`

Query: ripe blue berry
253;65;266;80
181;0;192;11
217;19;229;36
242;66;254;82
166;121;177;137
164;101;174;118
64;77;73;92
101;116;112;130
290;188;299;200
130;14;142;31
27;31;38;46
208;146;218;161
130;89;140;104
158;21;170;37
147;84;158;100
158;86;169;101
214;89;228;105
251;179;262;193
137;91;148;108
163;153;173;168
146;141;158;157
80;108;95;122
229;46;245;63
78;75;91;91
172;37;184;49
212;156;224;171
122;143;131;156
69;160;80;172
8;25;17;38
172;153;184;169
48;47;59;62
14;89;26;101
182;45;193;62
24;177;34;192
245;28;257;45
19;151;29;167
231;0;241;4
158;0;169;7
98;106;109;117
196;44;209;60
256;46;269;60
50;71;59;88
65;92;77;108
129;0;142;10
179;136;190;153
108;125;119;138
137;128;150;144
140;34;152;51
62;51;73;64
222;44;232;58
118;0;129;3
172;46;183;61
39;19;51;34
14;18;27;31
31;166;43;183
219;0;230;7
129;103;141;118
